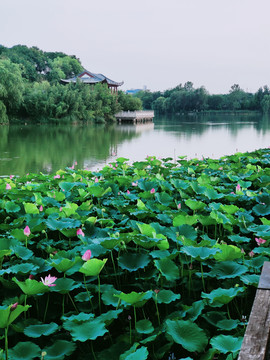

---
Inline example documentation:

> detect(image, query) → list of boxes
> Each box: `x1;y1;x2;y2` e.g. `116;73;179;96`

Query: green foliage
118;91;143;111
0;58;24;116
0;148;269;359
136;81;270;114
0;44;126;122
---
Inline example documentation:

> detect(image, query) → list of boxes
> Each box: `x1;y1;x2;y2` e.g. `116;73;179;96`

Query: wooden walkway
238;261;270;360
115;110;154;123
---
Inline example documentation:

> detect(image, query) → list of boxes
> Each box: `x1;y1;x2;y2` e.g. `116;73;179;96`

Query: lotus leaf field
0;149;270;360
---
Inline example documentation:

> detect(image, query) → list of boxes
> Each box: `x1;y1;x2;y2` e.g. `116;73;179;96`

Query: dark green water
0;113;270;176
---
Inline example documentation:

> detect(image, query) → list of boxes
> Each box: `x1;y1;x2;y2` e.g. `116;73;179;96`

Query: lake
0;113;270;176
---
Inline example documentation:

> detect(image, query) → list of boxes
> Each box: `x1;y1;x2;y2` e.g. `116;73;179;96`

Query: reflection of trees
154;113;268;139
0;124;139;176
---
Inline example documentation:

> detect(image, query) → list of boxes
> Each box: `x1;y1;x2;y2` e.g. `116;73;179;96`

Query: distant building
61;69;124;93
126;85;148;95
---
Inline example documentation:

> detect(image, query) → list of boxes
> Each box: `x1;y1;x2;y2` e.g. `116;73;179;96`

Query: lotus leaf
79;258;107;276
8;341;41;360
42;340;76;359
210;335;243;354
166;319;208;352
24;322;58;338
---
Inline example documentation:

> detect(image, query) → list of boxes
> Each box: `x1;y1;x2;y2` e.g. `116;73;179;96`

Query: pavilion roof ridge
61;69;123;87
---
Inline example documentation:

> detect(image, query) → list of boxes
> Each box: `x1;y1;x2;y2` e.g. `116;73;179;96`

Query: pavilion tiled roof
61;70;124;87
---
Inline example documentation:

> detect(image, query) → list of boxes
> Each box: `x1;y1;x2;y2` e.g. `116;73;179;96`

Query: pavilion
61;70;124;93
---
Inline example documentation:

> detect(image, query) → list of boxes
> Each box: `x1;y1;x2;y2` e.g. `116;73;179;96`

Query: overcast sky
1;0;270;94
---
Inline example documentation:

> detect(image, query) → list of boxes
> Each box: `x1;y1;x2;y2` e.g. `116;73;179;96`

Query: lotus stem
83;274;94;312
110;250;119;287
5;326;8;360
133;306;137;329
154;294;161;326
200;262;206;292
68;292;79;313
62;294;65;316
90;341;97;360
98;275;101;314
43;293;50;323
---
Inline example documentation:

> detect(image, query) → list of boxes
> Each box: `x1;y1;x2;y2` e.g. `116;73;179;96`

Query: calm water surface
0;113;270;176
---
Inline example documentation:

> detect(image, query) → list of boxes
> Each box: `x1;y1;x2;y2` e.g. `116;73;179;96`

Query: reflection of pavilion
117;122;154;133
61;70;124;93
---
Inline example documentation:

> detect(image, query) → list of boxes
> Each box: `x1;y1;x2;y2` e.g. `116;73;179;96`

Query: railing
115;110;154;119
238;261;270;360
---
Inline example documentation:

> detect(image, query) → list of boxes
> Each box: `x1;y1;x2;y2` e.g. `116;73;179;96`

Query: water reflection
0;113;269;176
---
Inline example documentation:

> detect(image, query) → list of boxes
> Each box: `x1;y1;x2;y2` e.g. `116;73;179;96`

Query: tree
0;59;24;117
118;91;142;111
46;56;83;84
261;95;270;114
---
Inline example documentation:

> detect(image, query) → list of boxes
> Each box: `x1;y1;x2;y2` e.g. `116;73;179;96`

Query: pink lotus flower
77;228;85;237
24;226;31;237
54;174;60;179
95;177;99;183
255;237;266;246
249;250;255;257
82;249;92;261
74;161;77;166
132;182;138;186
127;190;130;194
150;188;155;194
6;184;11;190
29;274;34;279
10;175;14;179
236;184;241;192
177;203;181;210
59;207;63;212
10;302;18;311
39;205;43;212
40;274;57;287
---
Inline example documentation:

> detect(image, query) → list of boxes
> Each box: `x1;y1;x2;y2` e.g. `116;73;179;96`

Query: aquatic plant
0;148;269;359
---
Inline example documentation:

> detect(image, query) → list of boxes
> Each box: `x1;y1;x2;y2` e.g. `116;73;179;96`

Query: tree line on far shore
135;81;270;115
1;45;270;124
0;45;142;123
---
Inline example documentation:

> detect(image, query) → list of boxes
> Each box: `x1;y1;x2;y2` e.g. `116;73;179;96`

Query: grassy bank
0;149;270;359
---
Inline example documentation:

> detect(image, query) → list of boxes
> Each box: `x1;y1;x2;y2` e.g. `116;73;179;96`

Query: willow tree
0;59;24;122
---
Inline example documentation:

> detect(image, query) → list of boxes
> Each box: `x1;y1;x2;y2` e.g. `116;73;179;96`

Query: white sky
1;0;270;94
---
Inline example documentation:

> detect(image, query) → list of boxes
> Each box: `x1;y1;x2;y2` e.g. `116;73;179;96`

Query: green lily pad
202;287;245;307
79;258;107;276
115;291;151;306
208;261;248;279
120;344;149;360
185;199;206;211
136;319;154;334
5;201;20;213
9;341;41;360
0;304;31;328
154;258;180;281
210;335;243;354
181;246;219;260
51;277;80;294
50;256;82;273
24;322;59;338
63;318;107;342
154;289;181;304
118;253;150;272
213;244;242;261
42;340;76;359
13;277;49;296
166;319;208;352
